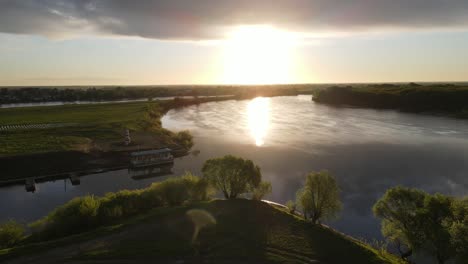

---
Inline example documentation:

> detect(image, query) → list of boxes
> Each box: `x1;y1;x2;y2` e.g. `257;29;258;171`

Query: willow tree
373;187;459;264
202;155;261;199
373;186;427;260
296;171;342;224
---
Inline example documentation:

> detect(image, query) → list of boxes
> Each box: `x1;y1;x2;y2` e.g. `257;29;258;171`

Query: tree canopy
296;171;342;224
373;186;468;264
202;155;262;199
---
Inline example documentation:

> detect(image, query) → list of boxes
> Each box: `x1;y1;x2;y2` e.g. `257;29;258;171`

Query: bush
156;178;191;206
31;195;101;239
286;200;296;214
29;173;212;241
174;130;193;150
252;181;272;200
0;220;25;249
99;190;144;221
182;172;214;201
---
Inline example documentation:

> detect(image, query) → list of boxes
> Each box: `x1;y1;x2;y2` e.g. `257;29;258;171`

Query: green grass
0;98;211;156
0;102;151;155
0;102;149;125
0;200;403;263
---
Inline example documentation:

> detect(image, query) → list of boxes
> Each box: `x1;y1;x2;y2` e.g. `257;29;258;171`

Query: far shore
0;90;308;182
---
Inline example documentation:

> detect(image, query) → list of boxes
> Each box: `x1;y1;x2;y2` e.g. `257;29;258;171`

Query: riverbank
0;92;310;181
0;199;402;264
0;96;234;181
312;84;468;118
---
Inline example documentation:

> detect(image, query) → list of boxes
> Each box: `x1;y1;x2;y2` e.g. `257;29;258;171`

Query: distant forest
0;85;312;104
312;83;468;117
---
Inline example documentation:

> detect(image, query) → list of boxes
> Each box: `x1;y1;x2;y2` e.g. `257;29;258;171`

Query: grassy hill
1;199;402;264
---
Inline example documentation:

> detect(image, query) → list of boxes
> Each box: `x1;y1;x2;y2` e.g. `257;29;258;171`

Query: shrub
286;200;296;214
182;172;213;201
98;190;144;221
139;185;165;209
174;130;193;150
0;220;25;249
29;173;212;241
31;195;101;239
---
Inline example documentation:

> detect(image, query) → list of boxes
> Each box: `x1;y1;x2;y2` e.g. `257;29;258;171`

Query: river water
1;95;468;241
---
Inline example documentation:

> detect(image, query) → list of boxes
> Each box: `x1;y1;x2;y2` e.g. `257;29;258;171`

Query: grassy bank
0;199;402;263
312;84;468;117
0;97;227;156
0;97;233;180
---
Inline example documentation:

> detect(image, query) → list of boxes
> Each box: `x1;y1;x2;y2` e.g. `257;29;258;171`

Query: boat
128;164;174;180
69;174;81;185
25;178;36;192
130;148;174;168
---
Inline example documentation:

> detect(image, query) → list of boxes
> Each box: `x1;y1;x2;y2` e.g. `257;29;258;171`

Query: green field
0;199;402;264
0;98;218;156
0;102;150;155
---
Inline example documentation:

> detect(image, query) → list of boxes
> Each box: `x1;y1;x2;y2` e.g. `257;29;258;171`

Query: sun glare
247;97;270;146
222;25;296;85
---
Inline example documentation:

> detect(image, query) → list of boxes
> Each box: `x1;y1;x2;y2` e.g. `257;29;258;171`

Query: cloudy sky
1;0;468;85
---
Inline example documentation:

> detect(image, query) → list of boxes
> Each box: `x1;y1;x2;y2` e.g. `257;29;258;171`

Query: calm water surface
1;95;468;241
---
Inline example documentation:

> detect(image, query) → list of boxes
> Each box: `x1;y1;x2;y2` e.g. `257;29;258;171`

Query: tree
202;155;261;199
373;187;460;264
296;171;342;224
446;197;468;264
252;181;272;201
420;194;455;264
373;187;427;260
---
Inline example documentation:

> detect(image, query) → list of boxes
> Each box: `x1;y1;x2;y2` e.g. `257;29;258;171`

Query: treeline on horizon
313;83;468;117
0;84;312;104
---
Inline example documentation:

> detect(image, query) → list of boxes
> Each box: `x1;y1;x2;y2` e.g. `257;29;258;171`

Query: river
1;95;468;241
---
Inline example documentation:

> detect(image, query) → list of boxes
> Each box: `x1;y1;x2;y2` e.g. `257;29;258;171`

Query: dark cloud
1;0;468;39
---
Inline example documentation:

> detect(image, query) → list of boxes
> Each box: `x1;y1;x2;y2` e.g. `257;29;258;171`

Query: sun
222;25;296;85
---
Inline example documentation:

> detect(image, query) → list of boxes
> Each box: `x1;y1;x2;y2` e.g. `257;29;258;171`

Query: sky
1;0;468;86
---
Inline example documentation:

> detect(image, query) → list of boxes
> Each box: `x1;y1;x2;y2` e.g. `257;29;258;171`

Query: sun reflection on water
247;97;270;146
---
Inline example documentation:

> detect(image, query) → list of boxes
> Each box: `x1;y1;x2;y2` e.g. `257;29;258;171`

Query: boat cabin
128;164;173;180
130;148;173;167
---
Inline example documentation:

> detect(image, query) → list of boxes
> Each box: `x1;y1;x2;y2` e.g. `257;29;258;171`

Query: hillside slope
1;199;402;264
